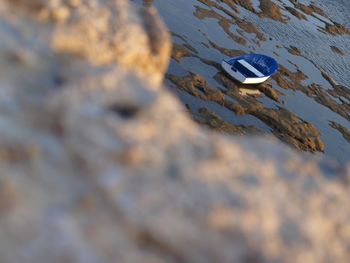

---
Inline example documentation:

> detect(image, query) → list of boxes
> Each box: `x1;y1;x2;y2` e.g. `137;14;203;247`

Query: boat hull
221;61;271;84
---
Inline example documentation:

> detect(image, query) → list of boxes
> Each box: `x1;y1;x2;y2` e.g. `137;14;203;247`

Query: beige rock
0;0;349;263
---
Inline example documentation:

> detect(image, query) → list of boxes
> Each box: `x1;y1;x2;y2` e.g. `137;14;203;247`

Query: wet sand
133;0;350;163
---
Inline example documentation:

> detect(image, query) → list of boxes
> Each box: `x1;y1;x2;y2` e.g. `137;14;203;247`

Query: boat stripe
237;60;265;77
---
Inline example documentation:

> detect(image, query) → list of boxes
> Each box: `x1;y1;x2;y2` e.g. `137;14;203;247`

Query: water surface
133;0;350;163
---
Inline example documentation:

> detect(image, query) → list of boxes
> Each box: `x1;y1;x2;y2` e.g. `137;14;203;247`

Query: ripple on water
132;0;350;163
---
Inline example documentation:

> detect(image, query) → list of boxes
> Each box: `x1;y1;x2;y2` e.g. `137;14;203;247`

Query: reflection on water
133;0;350;163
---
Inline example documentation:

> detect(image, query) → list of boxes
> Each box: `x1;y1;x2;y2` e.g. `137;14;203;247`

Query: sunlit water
133;0;350;163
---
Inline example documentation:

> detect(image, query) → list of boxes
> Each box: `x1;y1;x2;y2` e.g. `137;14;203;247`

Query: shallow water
133;0;350;163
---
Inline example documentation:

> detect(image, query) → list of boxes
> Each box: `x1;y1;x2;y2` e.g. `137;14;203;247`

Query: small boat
221;54;278;84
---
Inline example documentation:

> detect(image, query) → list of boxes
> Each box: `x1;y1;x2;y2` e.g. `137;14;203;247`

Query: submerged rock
0;1;349;263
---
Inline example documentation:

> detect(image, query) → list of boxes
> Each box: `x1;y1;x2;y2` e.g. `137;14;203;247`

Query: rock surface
0;0;349;263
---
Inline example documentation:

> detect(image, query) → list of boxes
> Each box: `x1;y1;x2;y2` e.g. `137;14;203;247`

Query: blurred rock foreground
0;0;349;262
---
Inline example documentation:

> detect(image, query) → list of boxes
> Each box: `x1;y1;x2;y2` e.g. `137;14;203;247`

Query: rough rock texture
0;0;349;263
4;0;170;88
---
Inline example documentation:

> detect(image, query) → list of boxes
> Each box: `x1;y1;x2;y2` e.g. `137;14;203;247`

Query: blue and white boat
221;54;278;84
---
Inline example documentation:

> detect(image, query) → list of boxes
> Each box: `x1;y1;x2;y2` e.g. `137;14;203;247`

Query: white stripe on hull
242;76;269;84
221;61;270;84
237;59;265;77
